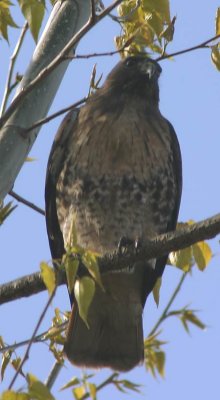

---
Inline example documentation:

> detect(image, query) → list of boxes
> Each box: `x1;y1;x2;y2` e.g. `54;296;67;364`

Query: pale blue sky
1;1;220;399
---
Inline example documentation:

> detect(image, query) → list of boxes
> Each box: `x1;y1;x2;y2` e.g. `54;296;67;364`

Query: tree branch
148;272;187;337
0;270;66;305
0;22;28;117
9;190;45;216
157;33;220;61
8;288;57;389
1;213;219;305
24;97;86;134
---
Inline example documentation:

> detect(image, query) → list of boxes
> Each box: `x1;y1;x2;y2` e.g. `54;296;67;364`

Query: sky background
0;0;220;399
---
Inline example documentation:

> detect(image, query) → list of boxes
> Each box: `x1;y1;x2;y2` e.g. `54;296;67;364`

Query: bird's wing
45;109;79;262
154;120;182;279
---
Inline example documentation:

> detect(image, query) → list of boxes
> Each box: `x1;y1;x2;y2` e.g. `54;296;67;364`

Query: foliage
116;0;174;56
0;202;17;225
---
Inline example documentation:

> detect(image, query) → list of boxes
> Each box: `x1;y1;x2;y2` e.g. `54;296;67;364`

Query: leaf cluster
115;0;175;56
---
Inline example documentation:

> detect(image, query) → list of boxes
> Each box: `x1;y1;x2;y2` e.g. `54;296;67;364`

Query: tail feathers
64;294;144;372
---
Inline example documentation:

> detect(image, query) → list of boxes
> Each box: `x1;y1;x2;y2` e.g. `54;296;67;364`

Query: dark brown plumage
45;56;182;371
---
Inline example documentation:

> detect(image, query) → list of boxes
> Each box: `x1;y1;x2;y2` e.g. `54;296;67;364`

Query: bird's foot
118;236;142;255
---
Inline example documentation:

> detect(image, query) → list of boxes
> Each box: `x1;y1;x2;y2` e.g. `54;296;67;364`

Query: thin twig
90;0;96;22
0;321;67;354
0;22;28;117
8;288;57;389
0;0;123;130
81;373;119;400
9;190;45;216
148;272;187;337
24;97;86;134
157;33;220;61
45;361;64;390
65;33;220;62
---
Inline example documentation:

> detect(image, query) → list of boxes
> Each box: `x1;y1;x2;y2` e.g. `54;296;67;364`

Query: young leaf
18;0;45;42
89;383;97;400
154;350;165;377
27;373;55;400
0;202;17;225
0;391;29;400
169;246;193;271
73;386;86;400
11;357;25;378
82;251;103;290
211;44;220;71
193;241;212;271
0;0;18;41
64;256;79;293
40;262;56;295
74;277;95;328
60;377;80;391
153;277;162;306
216;7;220;35
183;310;206;331
1;350;12;380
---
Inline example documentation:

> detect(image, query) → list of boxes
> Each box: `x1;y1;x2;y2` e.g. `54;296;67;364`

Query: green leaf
73;386;86;400
153;277;162;306
216;7;220;35
120;379;141;393
183;310;206;331
18;0;45;42
40;262;56;295
74;277;95;328
89;383;97;400
211;44;220;71
169;247;193;272
116;0;172;56
27;374;55;400
0;0;18;41
64;255;79;293
82;251;103;290
0;201;17;225
60;377;81;391
144;332;167;378
11;357;25;378
160;15;176;42
1;350;12;380
193;241;212;271
25;157;37;162
0;391;29;400
154;351;165;377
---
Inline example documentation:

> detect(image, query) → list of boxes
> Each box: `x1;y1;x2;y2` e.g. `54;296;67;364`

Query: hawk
45;56;182;371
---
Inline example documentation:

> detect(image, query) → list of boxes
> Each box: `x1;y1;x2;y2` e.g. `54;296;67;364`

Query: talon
118;236;134;254
134;238;142;253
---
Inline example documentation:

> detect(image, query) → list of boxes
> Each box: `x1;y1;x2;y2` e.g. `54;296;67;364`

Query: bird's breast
57;104;177;253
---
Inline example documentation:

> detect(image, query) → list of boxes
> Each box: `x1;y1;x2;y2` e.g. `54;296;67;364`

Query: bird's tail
64;275;144;372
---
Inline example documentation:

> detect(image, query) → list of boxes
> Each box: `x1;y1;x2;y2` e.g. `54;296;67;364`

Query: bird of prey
45;56;182;372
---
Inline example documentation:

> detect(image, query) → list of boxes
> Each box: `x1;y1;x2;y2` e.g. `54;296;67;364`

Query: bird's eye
124;58;136;68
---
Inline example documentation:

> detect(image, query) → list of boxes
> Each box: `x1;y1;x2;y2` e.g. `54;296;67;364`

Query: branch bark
1;213;219;305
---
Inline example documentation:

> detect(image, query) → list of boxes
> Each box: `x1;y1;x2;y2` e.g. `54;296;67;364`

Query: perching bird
45;56;182;372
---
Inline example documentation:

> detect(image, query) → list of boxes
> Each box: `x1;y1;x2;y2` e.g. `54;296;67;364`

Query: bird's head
104;56;162;105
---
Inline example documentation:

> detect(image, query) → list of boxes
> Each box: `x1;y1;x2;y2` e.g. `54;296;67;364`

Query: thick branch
0;270;66;305
0;213;219;305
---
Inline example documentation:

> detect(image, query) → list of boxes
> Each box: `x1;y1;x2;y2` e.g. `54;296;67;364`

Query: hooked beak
140;60;162;80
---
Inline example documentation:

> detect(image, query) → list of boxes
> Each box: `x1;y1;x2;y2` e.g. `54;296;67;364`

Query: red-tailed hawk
45;56;182;371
